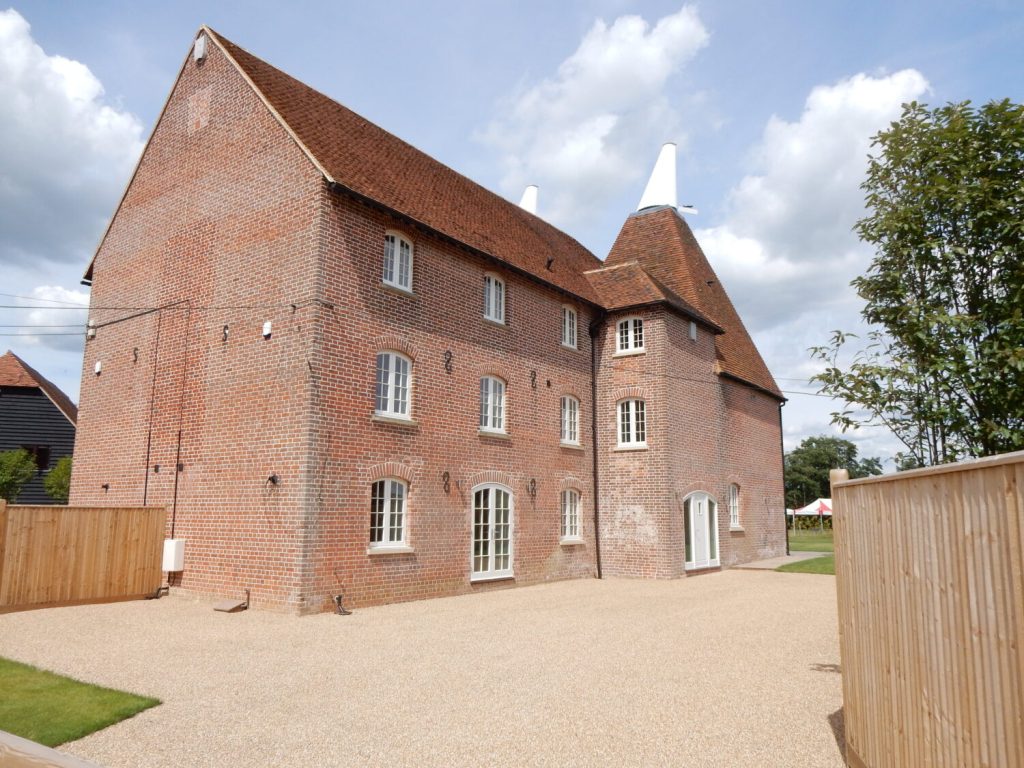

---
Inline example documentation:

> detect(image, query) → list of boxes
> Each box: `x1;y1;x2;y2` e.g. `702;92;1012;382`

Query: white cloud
15;285;89;353
480;4;708;229
696;70;929;332
694;70;929;463
0;9;144;267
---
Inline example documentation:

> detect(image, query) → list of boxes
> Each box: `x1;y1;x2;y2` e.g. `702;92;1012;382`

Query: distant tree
44;456;72;504
784;436;882;509
812;99;1024;466
0;449;37;502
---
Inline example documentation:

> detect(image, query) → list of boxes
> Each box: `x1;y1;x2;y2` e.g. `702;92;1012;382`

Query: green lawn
787;529;834;552
0;657;159;747
777;554;836;575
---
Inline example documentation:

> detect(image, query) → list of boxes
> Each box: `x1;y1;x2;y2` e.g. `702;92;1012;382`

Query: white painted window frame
560;395;580;445
369;478;407;548
375;351;412;419
617;398;647;447
561;305;577;348
560;489;581;542
471;483;514;580
729;483;741;529
479;375;506;433
483;273;505;323
383;231;413;292
616;316;644;353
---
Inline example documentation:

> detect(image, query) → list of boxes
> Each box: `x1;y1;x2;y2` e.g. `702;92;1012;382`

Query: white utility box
162;539;186;572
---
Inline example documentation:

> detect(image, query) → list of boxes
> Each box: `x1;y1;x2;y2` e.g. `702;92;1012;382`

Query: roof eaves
326;180;605;309
718;370;785;402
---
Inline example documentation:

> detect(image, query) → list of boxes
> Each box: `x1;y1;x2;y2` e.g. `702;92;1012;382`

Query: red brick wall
70;39;325;610
300;193;598;611
596;308;786;578
661;313;787;571
593;308;675;578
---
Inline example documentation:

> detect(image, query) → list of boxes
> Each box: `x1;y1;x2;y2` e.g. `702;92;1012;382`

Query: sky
2;0;1022;466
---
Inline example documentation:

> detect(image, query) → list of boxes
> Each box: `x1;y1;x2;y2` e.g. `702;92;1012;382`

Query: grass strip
787;530;835;552
0;656;159;747
777;554;835;575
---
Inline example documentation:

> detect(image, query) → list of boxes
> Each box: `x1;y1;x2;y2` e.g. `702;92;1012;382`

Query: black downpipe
779;401;789;556
589;317;604;578
142;310;165;506
169;304;193;540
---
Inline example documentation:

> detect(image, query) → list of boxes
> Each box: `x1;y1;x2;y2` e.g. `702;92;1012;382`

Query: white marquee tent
793;498;832;516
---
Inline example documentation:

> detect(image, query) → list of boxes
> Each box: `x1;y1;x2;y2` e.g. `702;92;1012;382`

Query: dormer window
617;317;644;353
383;232;413;292
484;274;505;323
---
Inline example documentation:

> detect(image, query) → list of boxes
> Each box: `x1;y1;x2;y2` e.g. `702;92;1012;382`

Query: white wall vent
193;34;207;63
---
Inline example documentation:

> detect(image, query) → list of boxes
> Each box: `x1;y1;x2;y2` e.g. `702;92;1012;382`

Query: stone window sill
478;429;510;440
729;525;745;533
380;282;415;298
483;317;508;329
614;444;648;452
470;573;515;583
613;349;645;358
372;414;418;428
560;538;585;547
560;441;584;451
367;545;415;555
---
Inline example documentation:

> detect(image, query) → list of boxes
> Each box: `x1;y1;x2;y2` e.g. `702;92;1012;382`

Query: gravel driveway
0;571;843;767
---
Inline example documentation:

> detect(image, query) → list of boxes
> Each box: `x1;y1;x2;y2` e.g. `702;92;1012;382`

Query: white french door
471;484;513;580
684;492;719;570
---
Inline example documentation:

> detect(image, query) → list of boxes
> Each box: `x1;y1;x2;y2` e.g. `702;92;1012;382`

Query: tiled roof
0;350;78;424
207;28;606;304
584;261;721;332
605;207;782;398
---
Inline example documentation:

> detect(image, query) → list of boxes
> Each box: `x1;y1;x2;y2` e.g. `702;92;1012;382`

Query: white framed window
729;483;741;528
561;305;577;348
383;232;413;292
689;320;697;341
483;273;505;323
618;399;646;447
479;376;506;433
617;317;644;353
370;478;406;547
472;484;513;579
375;352;411;418
560;489;581;541
560;395;579;445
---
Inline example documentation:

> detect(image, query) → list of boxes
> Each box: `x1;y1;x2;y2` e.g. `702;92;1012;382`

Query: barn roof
0;350;78;424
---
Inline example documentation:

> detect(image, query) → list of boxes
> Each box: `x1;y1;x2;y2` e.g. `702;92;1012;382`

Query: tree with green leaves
784;435;882;509
0;448;37;502
44;456;72;504
812;99;1024;467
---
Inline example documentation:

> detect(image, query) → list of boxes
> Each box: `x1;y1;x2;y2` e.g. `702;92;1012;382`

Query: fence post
829;468;850;487
0;499;6;602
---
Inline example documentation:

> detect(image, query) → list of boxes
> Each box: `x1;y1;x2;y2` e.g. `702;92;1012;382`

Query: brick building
70;28;786;612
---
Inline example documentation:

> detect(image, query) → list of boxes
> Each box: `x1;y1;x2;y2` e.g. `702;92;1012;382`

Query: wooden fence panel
832;451;1024;768
0;501;165;612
